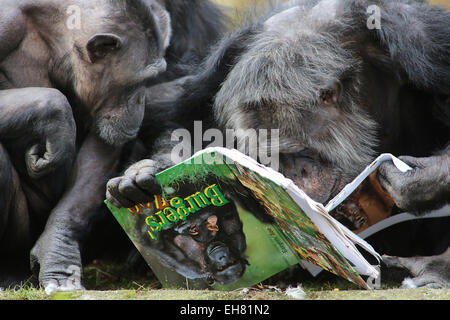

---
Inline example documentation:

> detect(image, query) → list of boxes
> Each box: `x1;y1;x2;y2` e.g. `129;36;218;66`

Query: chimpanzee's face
154;202;248;285
213;1;391;203
72;0;171;146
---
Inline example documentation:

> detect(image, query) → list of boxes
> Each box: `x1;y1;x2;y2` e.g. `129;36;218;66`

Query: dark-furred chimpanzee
108;0;450;288
0;0;223;290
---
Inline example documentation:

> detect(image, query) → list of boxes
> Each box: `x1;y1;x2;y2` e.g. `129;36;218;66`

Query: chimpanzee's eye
189;225;199;235
280;149;315;161
320;89;335;105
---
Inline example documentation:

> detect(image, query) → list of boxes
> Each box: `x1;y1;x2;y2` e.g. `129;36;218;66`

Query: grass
0;286;48;300
3;286;450;300
1;259;449;300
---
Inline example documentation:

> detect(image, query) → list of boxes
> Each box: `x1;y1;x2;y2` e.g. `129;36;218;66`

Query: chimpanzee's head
211;0;450;203
172;204;249;285
66;0;171;146
145;201;248;286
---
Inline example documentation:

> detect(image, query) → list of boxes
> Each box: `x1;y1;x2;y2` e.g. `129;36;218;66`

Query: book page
206;148;381;266
221;156;371;287
201;147;380;285
287;185;380;278
325;154;412;212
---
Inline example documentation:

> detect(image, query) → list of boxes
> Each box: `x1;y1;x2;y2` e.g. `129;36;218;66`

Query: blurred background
433;0;450;7
213;0;450;15
211;0;449;30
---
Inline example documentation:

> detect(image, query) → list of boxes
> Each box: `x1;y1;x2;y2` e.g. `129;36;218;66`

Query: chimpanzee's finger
25;144;58;179
377;161;394;178
106;190;124;208
124;159;157;176
118;176;154;204
382;254;405;268
397;155;424;169
106;177;135;208
376;163;396;194
135;168;161;195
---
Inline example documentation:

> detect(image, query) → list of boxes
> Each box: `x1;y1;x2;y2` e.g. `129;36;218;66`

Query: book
106;148;416;290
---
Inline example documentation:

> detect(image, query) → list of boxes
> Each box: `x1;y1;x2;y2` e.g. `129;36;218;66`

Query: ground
1;0;449;303
2;287;450;300
1;259;449;300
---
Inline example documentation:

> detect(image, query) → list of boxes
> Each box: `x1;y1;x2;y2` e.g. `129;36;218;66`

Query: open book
106;148;416;290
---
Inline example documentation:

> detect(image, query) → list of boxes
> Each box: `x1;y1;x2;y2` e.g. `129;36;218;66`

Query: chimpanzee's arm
0;5;25;62
0;88;76;179
106;78;189;208
378;145;450;214
30;133;122;292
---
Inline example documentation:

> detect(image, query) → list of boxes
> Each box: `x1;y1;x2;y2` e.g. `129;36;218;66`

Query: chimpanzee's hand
106;159;163;208
25;104;76;179
377;155;450;213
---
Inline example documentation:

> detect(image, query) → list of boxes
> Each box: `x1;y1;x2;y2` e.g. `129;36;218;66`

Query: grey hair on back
214;0;379;178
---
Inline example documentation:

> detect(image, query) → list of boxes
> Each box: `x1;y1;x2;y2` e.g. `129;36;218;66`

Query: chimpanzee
0;0;224;290
108;0;450;288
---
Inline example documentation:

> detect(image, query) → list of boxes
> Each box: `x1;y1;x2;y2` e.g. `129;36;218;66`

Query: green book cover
106;148;371;290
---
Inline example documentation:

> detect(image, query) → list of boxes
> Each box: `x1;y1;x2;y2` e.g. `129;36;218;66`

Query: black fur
155;0;226;83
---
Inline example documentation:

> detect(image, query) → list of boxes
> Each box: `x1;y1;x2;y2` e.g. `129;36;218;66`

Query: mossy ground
1;259;449;300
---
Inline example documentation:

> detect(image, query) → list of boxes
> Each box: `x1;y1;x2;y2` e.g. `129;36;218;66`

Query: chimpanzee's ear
86;33;123;63
149;2;172;50
366;1;450;95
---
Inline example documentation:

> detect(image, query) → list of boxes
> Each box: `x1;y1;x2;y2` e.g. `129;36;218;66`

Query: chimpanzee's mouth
206;242;247;285
120;126;140;139
280;153;344;204
327;175;342;202
291;174;343;204
207;242;240;270
207;242;227;257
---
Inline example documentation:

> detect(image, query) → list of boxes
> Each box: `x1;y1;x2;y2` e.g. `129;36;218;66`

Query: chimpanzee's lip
120;126;140;139
291;175;342;204
207;242;242;277
328;175;342;201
